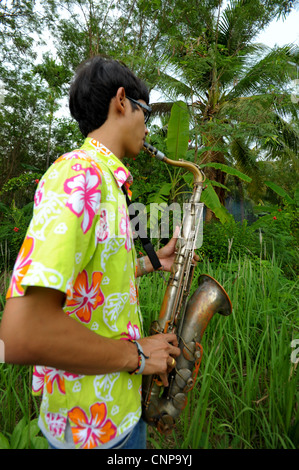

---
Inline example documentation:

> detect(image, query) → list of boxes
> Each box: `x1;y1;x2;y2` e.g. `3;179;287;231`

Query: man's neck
88;122;125;160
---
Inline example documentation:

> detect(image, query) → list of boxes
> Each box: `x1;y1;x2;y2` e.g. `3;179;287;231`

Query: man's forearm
0;288;138;375
0;286;181;382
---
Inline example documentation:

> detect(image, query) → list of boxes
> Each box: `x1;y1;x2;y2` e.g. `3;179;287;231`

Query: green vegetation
0;0;298;450
140;255;298;449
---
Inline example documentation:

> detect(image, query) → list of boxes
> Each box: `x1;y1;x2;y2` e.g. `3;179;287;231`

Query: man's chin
126;146;143;159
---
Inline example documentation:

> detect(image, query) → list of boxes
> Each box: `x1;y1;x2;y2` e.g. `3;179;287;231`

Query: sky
256;8;299;47
152;8;299;103
40;5;298;112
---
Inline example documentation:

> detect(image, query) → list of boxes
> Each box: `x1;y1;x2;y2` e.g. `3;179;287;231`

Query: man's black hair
69;56;150;137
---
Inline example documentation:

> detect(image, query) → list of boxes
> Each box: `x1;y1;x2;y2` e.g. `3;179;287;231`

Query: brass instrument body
142;143;232;433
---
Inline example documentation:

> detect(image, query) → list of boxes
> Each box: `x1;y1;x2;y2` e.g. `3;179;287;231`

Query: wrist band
129;340;149;375
138;256;148;276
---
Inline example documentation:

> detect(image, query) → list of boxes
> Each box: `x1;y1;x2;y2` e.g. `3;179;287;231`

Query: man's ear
115;87;126;116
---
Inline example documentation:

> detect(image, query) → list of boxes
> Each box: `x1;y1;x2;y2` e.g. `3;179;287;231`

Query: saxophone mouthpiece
143;142;166;161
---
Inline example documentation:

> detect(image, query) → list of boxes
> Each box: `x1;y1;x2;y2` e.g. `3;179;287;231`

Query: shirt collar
80;138;133;193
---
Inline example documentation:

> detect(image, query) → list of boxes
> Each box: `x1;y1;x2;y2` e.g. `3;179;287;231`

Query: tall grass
139;255;299;449
0;254;298;448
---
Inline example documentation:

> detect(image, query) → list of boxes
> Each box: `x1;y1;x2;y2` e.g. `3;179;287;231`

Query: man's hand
156;226;200;273
136;226;200;277
138;333;181;387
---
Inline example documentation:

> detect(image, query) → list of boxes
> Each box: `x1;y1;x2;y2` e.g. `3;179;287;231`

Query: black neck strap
122;187;162;271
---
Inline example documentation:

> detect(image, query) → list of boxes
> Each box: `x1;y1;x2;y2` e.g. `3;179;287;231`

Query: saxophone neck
143;142;204;185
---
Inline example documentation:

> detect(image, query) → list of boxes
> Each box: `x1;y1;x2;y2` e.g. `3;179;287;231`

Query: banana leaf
265;181;295;204
200;162;252;183
166;101;189;160
200;182;234;225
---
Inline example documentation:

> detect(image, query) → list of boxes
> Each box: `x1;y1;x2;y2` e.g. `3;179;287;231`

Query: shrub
0;201;33;272
198;220;260;263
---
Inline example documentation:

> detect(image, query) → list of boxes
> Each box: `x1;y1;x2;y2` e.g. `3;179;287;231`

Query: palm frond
150;102;173;117
261;115;299;161
227;45;298;99
217;0;273;53
153;69;193;100
230;138;260;176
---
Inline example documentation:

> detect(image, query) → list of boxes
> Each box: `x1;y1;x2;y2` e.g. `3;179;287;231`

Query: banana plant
152;100;251;224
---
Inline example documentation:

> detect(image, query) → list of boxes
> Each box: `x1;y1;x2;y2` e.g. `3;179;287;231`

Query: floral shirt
6;138;143;449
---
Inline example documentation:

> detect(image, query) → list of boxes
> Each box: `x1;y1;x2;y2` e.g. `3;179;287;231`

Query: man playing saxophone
0;56;183;450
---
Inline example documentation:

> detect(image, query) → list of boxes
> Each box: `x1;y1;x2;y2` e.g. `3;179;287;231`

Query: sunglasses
126;96;152;124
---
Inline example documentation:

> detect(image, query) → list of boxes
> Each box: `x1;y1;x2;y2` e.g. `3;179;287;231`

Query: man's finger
173;225;180;238
159;372;169;387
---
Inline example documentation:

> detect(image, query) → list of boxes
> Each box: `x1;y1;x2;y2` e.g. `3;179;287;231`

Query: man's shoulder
54;148;94;165
54;148;112;173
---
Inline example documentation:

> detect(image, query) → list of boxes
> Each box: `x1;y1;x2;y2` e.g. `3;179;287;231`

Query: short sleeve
6;155;103;299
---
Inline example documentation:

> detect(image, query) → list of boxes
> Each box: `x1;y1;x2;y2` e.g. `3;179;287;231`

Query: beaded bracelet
129;340;149;375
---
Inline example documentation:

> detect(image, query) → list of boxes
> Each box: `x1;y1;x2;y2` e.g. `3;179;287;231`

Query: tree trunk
201;147;227;223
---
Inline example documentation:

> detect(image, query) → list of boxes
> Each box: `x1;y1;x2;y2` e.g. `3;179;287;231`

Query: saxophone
142;142;232;433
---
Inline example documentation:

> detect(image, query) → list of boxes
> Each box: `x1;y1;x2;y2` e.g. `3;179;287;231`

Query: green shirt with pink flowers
6;138;143;449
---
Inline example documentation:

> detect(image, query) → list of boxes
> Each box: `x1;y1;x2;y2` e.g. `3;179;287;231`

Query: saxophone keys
175;368;195;393
183;379;195;393
149;320;161;335
182;341;196;361
194;348;202;362
157;415;175;434
172;392;188;410
175;368;192;389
